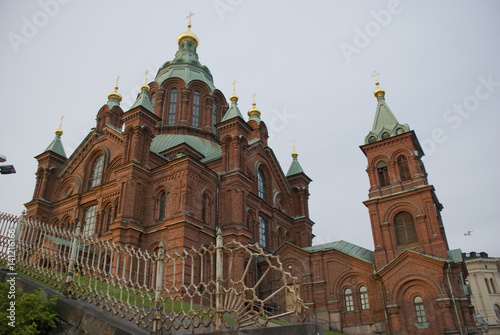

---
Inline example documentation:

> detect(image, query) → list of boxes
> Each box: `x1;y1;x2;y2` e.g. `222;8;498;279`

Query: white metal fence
0;211;305;333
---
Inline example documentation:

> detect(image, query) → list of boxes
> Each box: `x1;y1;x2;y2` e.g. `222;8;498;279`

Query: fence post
63;221;80;296
151;241;165;334
14;211;26;243
215;228;223;331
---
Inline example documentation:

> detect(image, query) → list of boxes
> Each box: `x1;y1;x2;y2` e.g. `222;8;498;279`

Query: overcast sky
1;0;499;256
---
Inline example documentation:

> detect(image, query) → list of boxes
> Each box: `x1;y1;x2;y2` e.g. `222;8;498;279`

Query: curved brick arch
390;273;443;303
382;200;424;224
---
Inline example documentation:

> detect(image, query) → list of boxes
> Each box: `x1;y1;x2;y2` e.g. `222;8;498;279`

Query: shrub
0;281;59;335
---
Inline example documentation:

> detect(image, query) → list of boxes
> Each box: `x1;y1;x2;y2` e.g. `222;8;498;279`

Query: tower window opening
490;278;497;294
394;211;418;245
485;278;492;294
344;288;354;312
377;161;390;187
88;155;104;190
168;88;178;125
212;100;218;132
414;296;427;323
397;155;411;181
158;192;166;220
192;90;200;127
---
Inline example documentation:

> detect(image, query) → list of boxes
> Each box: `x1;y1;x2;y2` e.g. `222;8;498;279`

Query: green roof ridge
44;133;66;158
364;94;410;144
286;156;305;177
221;99;244;122
130;88;154;113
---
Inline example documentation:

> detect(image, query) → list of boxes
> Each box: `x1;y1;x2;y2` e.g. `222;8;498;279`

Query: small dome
177;24;199;48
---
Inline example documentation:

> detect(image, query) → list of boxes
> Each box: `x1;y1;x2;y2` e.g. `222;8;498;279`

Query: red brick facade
25;27;476;334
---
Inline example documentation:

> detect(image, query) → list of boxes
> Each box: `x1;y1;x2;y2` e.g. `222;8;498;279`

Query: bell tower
360;77;450;270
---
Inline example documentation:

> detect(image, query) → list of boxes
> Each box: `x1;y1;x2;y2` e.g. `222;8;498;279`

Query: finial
248;92;261;118
186;12;194;29
292;139;298;158
371;71;385;98
230;80;238;102
140;69;150;92
55;116;64;136
107;75;123;102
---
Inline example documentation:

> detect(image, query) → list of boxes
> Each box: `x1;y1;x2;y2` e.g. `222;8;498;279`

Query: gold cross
144;69;149;85
371;71;380;86
232;80;237;95
251;93;256;103
187;12;194;25
60;115;64;126
115;76;120;91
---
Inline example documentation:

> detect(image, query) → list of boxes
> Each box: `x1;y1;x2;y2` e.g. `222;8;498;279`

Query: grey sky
1;0;499;255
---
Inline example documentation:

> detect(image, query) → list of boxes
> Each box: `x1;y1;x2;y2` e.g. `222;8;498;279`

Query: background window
88;155;104;190
377;161;390;187
397;155;411;181
168;89;177;124
192;90;200;127
158;192;166;220
394;211;418;245
212;100;218;132
344;288;354;312
258;168;267;201
82;205;97;236
360;286;369;310
414;296;427;323
259;216;268;248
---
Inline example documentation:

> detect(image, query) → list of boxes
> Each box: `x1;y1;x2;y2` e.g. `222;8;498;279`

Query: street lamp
476;313;489;334
0;154;16;175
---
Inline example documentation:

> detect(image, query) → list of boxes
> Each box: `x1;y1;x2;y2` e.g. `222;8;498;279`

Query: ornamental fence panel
0;211;305;333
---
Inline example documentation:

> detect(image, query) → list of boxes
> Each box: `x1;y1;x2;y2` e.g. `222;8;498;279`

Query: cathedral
24;21;476;335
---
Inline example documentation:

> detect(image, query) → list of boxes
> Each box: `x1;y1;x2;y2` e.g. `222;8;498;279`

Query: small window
82;204;97;236
259;216;268;248
104;206;113;232
158;192;166;220
202;194;209;225
368;136;377;143
88;155;104;190
168;89;177;124
150;93;156;107
414;296;427;323
394;211;418;245
494;304;500;319
381;132;390;139
345;288;354;312
212;100;218;132
192;90;200;127
360;286;369;310
397;155;411;181
491;278;498;294
258;168;267;201
377;161;390;187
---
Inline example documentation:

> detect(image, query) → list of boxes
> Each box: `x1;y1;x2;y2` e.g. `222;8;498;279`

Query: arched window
168;89;177;124
397;155;411;181
105;206;113;232
259;216;268;248
344;288;354;312
494;304;500;319
490;278;497;294
192;90;200;127
394;211;418;245
158;192;166;220
202;194;209;225
212;100;218;132
414;296;427;323
377;161;390;187
360;286;369;310
485;278;492;294
88;155;104;190
150;93;156;107
82;204;97;236
258;168;267;201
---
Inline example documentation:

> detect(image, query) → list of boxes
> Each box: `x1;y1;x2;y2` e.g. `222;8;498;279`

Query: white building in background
464;251;500;334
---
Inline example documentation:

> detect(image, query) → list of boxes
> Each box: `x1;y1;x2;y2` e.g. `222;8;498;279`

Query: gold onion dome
108;76;122;102
177;12;199;48
55;116;63;136
248;101;261;117
374;80;385;98
292;143;298;158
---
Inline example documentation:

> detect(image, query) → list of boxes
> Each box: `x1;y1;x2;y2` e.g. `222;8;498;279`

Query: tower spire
177;12;199;47
248;92;261;122
107;76;122;108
